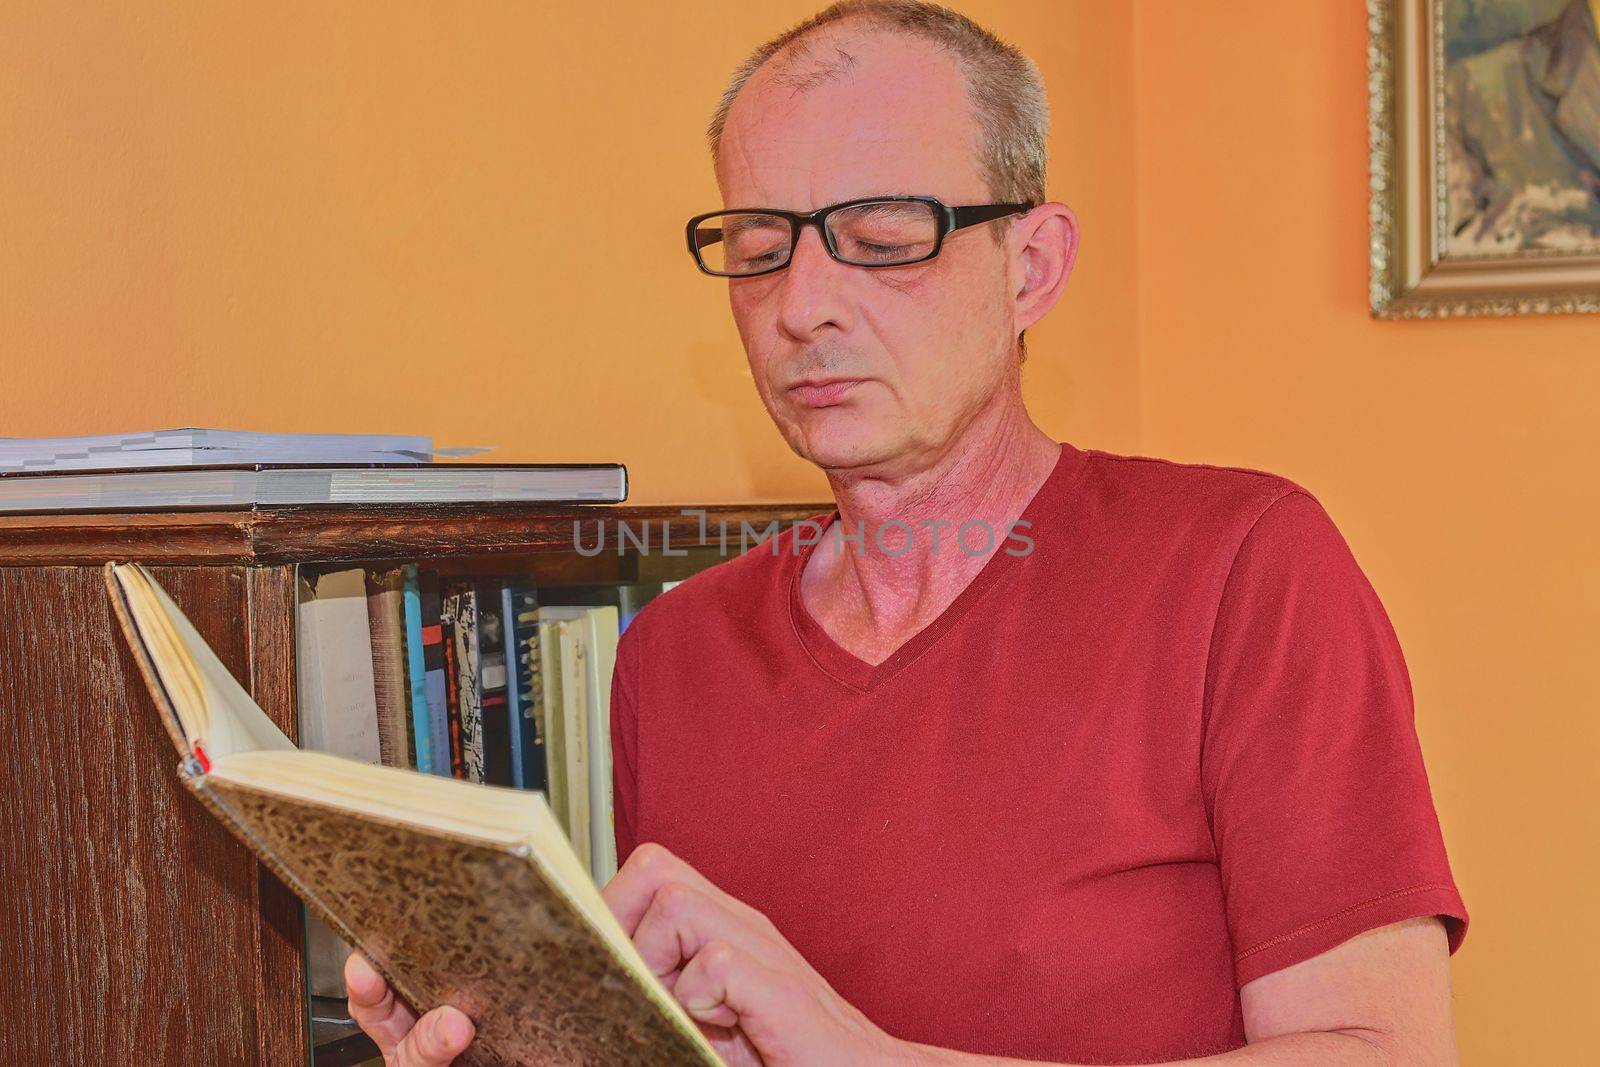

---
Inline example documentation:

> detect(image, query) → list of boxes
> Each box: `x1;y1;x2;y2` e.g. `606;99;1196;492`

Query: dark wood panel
247;565;311;1066
0;502;829;567
0;566;264;1064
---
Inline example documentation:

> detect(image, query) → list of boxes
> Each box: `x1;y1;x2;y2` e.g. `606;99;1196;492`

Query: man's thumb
398;1006;474;1066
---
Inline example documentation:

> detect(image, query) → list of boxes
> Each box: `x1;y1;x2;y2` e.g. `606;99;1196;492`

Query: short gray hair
706;0;1050;211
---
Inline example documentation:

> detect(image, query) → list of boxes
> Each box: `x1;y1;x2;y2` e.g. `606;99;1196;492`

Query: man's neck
801;403;1060;664
824;413;1058;550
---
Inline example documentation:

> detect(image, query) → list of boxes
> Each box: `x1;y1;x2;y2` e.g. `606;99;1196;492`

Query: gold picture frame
1368;0;1600;317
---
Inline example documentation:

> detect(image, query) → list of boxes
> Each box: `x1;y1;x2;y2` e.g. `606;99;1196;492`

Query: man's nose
774;225;850;342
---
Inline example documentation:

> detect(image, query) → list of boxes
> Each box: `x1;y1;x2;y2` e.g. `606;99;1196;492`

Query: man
1446;0;1600;253
349;2;1469;1063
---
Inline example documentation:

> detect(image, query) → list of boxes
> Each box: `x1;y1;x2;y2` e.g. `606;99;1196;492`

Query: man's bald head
706;1;1049;212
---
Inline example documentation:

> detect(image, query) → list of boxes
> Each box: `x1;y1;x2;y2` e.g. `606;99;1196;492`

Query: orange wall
0;1;1137;502
4;1;1588;1060
1133;3;1598;1061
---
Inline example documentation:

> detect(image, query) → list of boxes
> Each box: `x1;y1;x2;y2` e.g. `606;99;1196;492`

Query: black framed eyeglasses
685;195;1032;278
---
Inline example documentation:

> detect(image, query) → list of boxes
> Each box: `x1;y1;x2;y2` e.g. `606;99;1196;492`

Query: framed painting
1369;0;1600;317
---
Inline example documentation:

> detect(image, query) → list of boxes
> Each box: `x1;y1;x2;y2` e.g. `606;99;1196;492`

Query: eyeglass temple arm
949;202;1033;230
690;225;721;251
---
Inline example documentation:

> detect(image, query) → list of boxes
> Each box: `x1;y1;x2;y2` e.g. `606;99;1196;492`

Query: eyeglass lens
695;200;941;275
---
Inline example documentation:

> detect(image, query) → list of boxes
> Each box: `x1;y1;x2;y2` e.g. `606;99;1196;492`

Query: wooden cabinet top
0;502;828;567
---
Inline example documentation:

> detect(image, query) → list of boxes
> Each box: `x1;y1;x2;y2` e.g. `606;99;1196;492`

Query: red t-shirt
610;442;1468;1064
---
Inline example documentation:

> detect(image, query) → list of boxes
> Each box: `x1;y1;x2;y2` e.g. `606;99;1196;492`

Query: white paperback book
296;568;383;997
537;606;621;884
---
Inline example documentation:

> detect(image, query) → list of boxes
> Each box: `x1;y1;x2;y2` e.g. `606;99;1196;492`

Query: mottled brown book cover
187;775;717;1066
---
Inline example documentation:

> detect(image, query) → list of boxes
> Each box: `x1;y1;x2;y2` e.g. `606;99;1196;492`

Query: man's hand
345;951;475;1067
601;842;905;1067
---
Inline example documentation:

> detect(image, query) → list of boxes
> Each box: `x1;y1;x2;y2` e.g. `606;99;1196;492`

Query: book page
116;564;295;759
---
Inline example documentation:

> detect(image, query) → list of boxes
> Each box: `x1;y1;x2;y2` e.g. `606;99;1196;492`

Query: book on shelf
0;427;440;472
475;579;515;789
400;566;435;775
106;562;723;1066
0;461;628;513
443;585;487;783
296;568;378;997
504;582;547;793
417;571;452;777
536;618;572;843
552;619;592;874
439;598;467;778
365;568;416;770
296;569;383;767
539;606;622;885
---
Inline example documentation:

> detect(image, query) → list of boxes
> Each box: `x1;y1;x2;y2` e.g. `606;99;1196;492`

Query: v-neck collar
786;441;1091;693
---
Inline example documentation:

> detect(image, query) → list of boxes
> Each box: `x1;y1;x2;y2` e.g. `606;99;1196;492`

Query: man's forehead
716;27;985;209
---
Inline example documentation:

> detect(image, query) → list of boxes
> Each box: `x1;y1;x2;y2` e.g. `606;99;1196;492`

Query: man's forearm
895;1029;1396;1067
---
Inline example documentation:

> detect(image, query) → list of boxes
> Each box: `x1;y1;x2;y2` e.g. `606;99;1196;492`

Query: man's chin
787;421;904;474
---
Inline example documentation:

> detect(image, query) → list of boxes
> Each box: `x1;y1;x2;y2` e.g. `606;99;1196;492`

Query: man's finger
603;842;718;934
605;843;775;942
395;1006;474;1067
632;880;789;982
344;951;416;1057
631;880;712;977
673;938;794;1040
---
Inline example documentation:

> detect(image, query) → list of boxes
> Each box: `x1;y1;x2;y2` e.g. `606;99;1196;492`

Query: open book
105;562;722;1067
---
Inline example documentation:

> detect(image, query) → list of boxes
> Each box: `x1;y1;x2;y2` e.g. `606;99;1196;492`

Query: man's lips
787;377;868;408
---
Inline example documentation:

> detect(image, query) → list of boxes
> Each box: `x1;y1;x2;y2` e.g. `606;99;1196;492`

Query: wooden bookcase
0;501;821;1065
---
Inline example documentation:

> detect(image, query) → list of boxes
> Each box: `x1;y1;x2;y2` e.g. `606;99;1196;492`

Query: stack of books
0;428;627;511
0;427;443;471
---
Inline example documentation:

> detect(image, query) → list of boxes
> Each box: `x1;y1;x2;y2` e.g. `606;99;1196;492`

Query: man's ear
1010;202;1080;335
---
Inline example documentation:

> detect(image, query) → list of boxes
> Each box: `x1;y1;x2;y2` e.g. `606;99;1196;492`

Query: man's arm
599;846;1459;1067
343;846;1459;1067
897;916;1456;1066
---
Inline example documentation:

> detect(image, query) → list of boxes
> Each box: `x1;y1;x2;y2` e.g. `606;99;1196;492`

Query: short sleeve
1201;491;1469;988
609;625;641;865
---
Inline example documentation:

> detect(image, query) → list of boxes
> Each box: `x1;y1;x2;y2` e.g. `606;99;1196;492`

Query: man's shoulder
1061;448;1367;611
1074;447;1313;527
1069;447;1368;588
